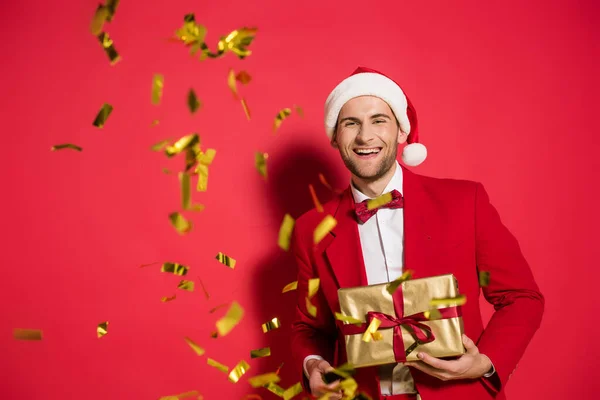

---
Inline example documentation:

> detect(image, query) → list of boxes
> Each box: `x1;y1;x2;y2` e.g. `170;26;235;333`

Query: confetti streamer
479;271;490;287
209;303;228;314
273;108;292;132
250;347;271;358
305;297;317;318
309;184;324;212
255;152;268;179
51;144;82;152
92;103;113;128
179;172;191;210
198;277;210;299
13;329;42;341
313;215;337;244
188;89;202;113
228;360;250;383
308;278;320;298
261;317;281;333
151;139;171;152
429;295;467;307
334;313;362;326
177;280;195;292
161;262;189;276
165;134;200;157
216;301;244;336
264;382;286;397
97;321;109;338
367;192;393;211
241;98;251;120
318;173;341;194
283;382;302;400
362;318;381;343
275;362;284;375
215;252;236;269
386;269;413;295
169;212;193;234
424;309;442;320
97;32;120;65
278;214;295;251
161;294;177;302
207;358;229;374
152;74;165;105
281;280;298;293
184;336;205;356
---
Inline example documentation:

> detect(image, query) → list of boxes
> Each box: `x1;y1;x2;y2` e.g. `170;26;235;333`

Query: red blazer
290;166;544;399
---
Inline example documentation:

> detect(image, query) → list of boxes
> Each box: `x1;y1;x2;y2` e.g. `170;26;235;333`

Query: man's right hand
306;359;343;399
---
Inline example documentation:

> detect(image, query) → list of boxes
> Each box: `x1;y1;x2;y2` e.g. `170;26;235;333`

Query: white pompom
402;143;427;166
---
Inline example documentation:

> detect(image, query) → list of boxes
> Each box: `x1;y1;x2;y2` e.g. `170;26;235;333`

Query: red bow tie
354;189;404;223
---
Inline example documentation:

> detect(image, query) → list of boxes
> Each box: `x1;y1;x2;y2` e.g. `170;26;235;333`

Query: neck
351;162;398;198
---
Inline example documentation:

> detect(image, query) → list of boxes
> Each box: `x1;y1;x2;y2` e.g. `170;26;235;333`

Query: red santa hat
324;66;427;167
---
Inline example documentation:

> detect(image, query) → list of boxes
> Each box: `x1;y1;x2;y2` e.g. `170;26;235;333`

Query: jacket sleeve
473;182;545;394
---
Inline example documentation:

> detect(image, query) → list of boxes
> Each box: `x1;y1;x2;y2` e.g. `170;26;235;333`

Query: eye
374;119;386;124
344;121;356;127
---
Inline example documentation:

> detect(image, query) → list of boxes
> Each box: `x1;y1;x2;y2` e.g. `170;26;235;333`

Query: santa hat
324;66;427;167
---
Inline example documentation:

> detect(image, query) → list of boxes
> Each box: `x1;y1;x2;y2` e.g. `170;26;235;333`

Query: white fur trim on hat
324;72;410;139
402;143;427;167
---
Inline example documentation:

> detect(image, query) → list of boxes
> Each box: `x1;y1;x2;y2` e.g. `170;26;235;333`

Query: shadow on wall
248;137;346;393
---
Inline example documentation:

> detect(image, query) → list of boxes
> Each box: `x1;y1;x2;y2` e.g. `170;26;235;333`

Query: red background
1;0;598;398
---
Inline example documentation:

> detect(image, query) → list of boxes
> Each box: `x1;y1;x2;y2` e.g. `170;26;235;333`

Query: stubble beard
341;146;398;183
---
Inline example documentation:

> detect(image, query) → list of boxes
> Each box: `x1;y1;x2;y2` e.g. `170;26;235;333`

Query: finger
417;352;456;371
462;334;479;355
406;361;449;381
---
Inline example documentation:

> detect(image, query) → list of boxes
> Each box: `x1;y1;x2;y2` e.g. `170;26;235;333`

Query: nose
356;123;376;143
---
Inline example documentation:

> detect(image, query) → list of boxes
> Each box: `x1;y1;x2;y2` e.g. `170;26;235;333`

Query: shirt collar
351;161;403;203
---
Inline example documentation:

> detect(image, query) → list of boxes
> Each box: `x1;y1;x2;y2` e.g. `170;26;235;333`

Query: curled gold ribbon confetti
278;214;295;251
261;317;280;333
174;14;207;55
281;280;298;293
335;312;362;326
228;360;250;383
200;27;257;60
207;358;229;374
250;347;271;358
362;317;381;343
188;89;202;113
241;98;251;120
264;382;286;397
13;329;42;341
180;172;191;210
152;74;165;105
215;252;236;269
184;336;205;356
92;103;113;128
424;308;442;320
165;134;200;157
177;280;195;292
151;139;171;152
313;215;337;244
308;278;320;298
216;301;244;336
169;212;193;234
51;143;82;152
305;297;317;317
273;108;292;132
283;382;302;400
97;321;109;338
161;294;176;302
309;184;324;212
479;271;490;287
161;262;189;276
248;372;280;388
367;192;393;211
97;32;120;65
386;269;413;295
429;295;467;307
255;152;268;179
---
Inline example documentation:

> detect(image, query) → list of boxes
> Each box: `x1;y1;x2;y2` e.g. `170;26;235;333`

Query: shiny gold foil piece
151;139;171;151
169;212;193;234
386;269;413;295
264;382;286;397
90;6;110;36
175;13;207;54
187;88;202;113
429;294;467;307
184;336;205;356
241;98;251;120
250;347;271;358
362;317;381;343
338;274;465;367
152;74;164;105
161;262;189;276
335;313;362;326
195;164;208;192
165;134;200;157
200;27;257;59
13;329;42;340
479;271;490;287
305;296;317;317
216;301;244;336
248;372;280;388
178;280;195;292
424;308;442;320
339;378;358;399
309;184;324;212
97;321;109;338
367;192;393;211
215;252;236;269
207;358;229;374
228;68;239;98
92;103;113;128
283;382;302;400
273;108;292;132
308;278;320;298
228;360;250;383
281;280;298;293
278;214;295;251
314;215;337;244
161;294;177;302
255;152;268;179
51;143;82;152
261;317;280;333
97;32;120;65
179;172;191;210
197;148;216;165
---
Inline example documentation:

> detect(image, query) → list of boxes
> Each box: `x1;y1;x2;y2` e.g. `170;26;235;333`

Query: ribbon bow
354;189;403;223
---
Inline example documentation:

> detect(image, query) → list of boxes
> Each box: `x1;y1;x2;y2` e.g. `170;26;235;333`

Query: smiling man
290;67;544;399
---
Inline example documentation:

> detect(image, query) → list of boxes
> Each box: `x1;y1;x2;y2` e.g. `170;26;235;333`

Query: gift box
338;274;465;368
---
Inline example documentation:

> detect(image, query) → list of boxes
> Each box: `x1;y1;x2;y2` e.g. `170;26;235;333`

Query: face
332;96;407;181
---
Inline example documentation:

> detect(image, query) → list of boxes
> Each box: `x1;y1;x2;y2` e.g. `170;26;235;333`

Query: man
290;67;544;399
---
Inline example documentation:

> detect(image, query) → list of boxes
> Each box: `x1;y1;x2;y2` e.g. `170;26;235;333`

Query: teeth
355;149;380;155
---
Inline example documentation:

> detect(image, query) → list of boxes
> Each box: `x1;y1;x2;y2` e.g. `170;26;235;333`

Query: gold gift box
338;274;465;368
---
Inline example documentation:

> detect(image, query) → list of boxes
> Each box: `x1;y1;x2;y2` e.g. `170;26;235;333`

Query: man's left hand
405;334;492;381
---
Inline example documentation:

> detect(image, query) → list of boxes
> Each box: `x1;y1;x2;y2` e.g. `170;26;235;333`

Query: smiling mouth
353;148;382;156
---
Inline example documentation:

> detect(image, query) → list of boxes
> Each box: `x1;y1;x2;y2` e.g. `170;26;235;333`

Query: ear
330;131;339;149
397;128;408;145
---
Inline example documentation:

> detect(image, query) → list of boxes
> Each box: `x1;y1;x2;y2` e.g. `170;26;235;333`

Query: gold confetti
339;378;358;399
281;280;298;293
215;252;236;269
309;184;324;212
313;215;337;244
177;280;195;292
216;301;244;336
151;139;171;151
308;278;320;298
184;336;205;356
479;271;490;287
200;27;257;59
209;303;228;313
362;317;381;343
207;358;229;374
198;277;210;299
423;308;442;320
151;119;160;126
228;360;250;383
179;172;191;210
13;329;42;341
265;382;286;397
161;294;176;302
283;382;303;400
152;74;165;105
386;269;413;295
97;32;120;65
278;214;295;251
165;134;200;157
169;212;193;234
261;317;281;333
275;362;284;375
305;297;317;317
241;98;251;120
174;13;207;55
197;148;216;165
92;103;113;128
429;295;467;307
255;152;268;179
104;0;119;22
248;372;280;388
273;108;292;132
334;312;362;326
97;321;109;338
195;164;208;192
161;262;189;276
367;192;393;211
90;5;110;36
250;347;271;358
51;143;82;152
228;69;252;99
187;88;202;113
318;173;340;193
159;390;200;400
